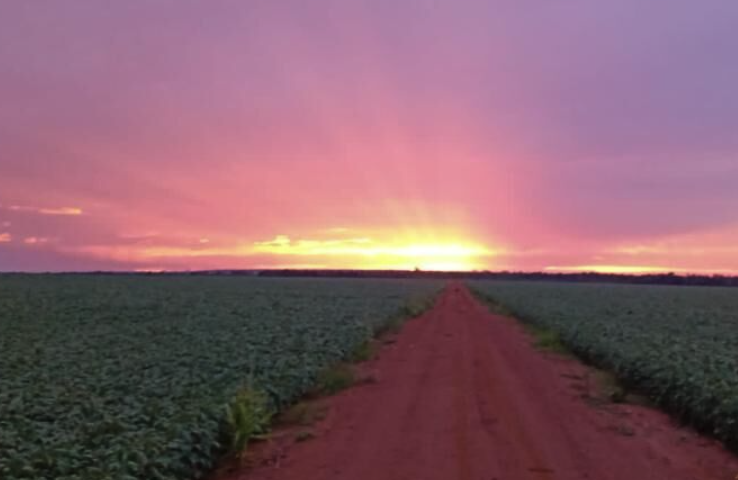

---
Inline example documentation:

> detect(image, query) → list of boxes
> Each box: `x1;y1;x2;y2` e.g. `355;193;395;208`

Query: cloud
38;207;83;216
253;235;291;248
608;225;738;258
1;221;10;227
544;265;736;275
5;205;83;216
0;233;11;243
23;237;51;245
253;235;385;256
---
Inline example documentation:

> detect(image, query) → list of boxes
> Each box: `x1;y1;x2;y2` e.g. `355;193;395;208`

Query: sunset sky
1;1;737;273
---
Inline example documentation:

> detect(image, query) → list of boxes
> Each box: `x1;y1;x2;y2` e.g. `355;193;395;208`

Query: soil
217;282;738;480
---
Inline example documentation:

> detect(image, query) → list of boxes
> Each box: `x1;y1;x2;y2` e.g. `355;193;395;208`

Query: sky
1;0;737;273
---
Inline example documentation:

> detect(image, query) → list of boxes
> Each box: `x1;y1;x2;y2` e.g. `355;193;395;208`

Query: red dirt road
230;283;738;480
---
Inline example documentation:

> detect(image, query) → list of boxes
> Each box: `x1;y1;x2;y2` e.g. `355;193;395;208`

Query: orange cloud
544;265;737;275
253;235;377;255
611;241;738;257
0;233;10;243
7;205;83;216
39;207;83;216
24;237;51;245
253;235;291;248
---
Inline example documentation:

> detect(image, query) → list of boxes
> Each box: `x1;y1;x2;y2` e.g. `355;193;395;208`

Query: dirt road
229;283;738;480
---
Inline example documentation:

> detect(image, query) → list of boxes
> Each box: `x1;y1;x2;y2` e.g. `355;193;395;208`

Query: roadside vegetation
470;280;738;451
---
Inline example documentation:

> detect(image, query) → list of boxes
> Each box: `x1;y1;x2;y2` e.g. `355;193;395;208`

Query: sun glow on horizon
57;232;497;272
251;235;496;271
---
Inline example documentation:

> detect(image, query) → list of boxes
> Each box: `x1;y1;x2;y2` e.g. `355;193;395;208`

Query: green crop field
0;275;440;480
470;280;738;449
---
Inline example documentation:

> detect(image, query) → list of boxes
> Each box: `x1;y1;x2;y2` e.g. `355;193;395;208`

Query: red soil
223;283;738;480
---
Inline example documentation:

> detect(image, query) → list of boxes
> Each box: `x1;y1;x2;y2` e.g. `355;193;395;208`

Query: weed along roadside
215;288;441;468
468;281;738;452
469;286;654;405
222;390;274;458
468;286;569;354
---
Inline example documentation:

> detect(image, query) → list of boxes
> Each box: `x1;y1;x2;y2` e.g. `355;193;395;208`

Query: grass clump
525;325;569;354
400;294;438;318
350;339;377;363
591;370;627;403
315;364;355;395
222;388;274;457
589;369;653;406
374;317;404;337
469;288;569;354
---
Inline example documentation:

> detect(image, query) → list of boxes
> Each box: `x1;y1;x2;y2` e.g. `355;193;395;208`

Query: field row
471;280;738;449
0;276;440;480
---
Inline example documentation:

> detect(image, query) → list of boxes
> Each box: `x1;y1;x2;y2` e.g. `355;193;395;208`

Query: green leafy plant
222;388;274;456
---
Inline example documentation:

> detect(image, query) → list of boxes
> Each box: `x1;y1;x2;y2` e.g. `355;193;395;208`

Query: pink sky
1;1;737;272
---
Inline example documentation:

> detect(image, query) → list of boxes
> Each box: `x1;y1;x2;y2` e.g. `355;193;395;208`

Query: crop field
0;275;440;480
470;280;738;449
